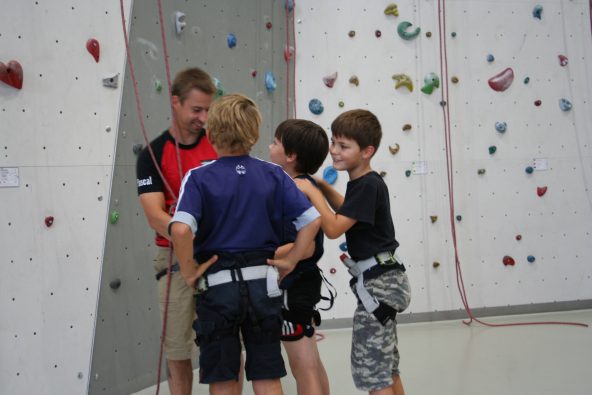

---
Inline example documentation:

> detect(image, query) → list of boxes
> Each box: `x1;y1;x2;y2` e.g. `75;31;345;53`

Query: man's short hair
207;93;261;153
331;109;382;152
275;119;329;175
171;68;216;102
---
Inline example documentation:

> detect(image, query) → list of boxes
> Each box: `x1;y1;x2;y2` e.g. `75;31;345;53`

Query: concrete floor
134;309;592;395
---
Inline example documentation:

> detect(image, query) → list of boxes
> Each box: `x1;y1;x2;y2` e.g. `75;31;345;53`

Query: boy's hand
294;177;313;197
266;257;297;282
183;255;218;288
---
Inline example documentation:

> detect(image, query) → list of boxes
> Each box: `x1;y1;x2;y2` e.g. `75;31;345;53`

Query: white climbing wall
295;0;592;320
0;1;132;394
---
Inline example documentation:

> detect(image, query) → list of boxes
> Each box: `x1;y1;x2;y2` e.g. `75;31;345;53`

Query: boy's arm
169;222;217;288
296;179;356;239
274;241;315;261
316;178;345;211
268;218;320;280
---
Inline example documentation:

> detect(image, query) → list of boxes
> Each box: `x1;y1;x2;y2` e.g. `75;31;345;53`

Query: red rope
436;0;587;328
290;4;297;118
285;3;291;119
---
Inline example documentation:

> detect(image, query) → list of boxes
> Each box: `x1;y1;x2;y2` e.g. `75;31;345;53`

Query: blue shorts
193;252;286;383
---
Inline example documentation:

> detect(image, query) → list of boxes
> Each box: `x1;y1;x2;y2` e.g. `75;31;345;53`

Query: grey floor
134;309;592;395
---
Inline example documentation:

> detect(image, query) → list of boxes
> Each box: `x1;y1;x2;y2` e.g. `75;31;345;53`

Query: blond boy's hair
207;93;261;153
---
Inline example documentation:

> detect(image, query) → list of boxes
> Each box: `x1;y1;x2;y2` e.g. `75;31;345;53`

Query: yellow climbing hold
392;74;413;92
384;3;399;17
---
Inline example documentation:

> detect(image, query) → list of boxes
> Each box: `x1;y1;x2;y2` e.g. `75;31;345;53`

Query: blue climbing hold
487;54;495;63
495;122;507;133
524;77;530;84
227;33;237;48
527;255;536;263
339;242;348;252
525;166;534;174
532;5;543;20
265;71;276;92
323;166;337;184
308;98;324;115
559;98;572;112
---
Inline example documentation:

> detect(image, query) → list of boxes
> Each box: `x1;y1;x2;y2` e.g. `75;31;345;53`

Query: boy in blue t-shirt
269;119;330;395
169;94;320;395
287;109;411;395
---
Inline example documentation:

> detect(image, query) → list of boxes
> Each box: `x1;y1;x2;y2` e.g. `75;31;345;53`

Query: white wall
295;0;592;320
0;1;132;393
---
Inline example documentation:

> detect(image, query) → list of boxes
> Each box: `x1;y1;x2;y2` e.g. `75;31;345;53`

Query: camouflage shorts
350;269;411;392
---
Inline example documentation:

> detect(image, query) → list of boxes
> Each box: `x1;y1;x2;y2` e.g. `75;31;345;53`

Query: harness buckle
195;276;208;294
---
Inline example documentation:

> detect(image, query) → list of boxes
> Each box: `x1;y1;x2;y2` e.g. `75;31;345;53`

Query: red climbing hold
516;234;522;241
251;70;257;78
86;38;100;63
329;268;337;274
534;100;542;107
503;256;515;266
45;216;54;227
265;21;273;30
537;186;547;197
0;60;24;90
488;68;514;92
558;55;568;67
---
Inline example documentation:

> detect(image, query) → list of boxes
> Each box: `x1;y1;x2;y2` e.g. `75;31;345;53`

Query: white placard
0;167;19;187
533;158;548;171
412;161;428;175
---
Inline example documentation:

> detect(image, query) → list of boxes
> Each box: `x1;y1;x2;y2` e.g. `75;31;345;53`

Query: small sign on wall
413;161;428;175
0;167;19;187
533;158;548;171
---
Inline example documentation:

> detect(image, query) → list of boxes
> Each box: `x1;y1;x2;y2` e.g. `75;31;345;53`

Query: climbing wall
0;1;133;394
295;0;592;321
89;1;292;394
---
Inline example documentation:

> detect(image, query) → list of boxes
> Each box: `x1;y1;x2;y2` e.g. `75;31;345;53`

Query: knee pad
280;320;315;341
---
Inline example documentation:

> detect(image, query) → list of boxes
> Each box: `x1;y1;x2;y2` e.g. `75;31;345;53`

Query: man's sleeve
337;177;377;225
136;144;164;195
169;171;202;235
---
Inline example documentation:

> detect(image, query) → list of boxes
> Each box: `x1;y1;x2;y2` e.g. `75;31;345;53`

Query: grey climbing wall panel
89;1;291;394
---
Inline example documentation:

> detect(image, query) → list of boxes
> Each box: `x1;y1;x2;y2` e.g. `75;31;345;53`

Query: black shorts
281;268;322;326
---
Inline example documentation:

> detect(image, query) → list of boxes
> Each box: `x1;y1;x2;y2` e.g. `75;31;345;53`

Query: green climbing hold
110;211;120;224
421;72;440;94
397;21;421;41
488;146;497;155
213;77;226;99
338;100;345;108
154;79;162;93
405;170;412;177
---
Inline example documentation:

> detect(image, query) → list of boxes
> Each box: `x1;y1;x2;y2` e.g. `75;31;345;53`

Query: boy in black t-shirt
291;110;411;395
268;119;330;395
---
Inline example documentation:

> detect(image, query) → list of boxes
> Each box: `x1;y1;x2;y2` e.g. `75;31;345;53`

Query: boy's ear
361;145;376;159
286;152;297;163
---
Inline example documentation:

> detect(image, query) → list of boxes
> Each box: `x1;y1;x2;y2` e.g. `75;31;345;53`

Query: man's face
172;88;213;136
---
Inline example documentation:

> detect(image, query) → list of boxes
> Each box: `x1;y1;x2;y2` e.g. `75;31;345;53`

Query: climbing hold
338;100;345;108
109;279;121;290
174;11;187;35
516;234;522;241
86;38;100;63
456;215;462;222
132;144;143;155
323;72;338;88
440;100;447;107
537;186;547;197
251;70;257;78
384;3;399;17
379;171;387;178
349;75;359;86
323;166;337;184
503;256;516;266
488;146;497;155
388;143;400;155
525;166;534;174
265;21;273;30
339;242;348;252
375;30;382;38
432;261;440;268
558;55;568;67
154;79;162;93
102;74;119;89
532;5;543;20
430;216;438;223
213;77;225;99
534;99;542;107
227;33;237;48
110;211;120;224
559;98;572;112
527;255;536;263
285;0;294;12
348;30;356;38
284;45;295;61
523;77;530;84
477;168;486;175
488;68;514;92
45;216;54;227
265;71;276;92
495;121;507;133
308;99;324;115
405;170;411;177
421;72;440;94
392;74;413;92
397;21;421;40
425;32;432;38
402;124;412;131
329;267;337;274
0;60;24;90
451;76;459;84
487;54;495;62
451;32;457;38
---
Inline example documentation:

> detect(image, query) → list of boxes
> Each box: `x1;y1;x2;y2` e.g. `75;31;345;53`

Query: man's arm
139;192;171;240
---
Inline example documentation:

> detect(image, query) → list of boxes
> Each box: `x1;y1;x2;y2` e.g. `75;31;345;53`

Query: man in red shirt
136;68;217;395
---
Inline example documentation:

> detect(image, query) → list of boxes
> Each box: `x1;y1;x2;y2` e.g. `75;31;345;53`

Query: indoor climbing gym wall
89;1;291;395
295;0;592;322
0;1;134;395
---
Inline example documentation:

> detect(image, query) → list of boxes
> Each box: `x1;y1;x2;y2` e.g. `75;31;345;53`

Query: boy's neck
283;164;302;179
215;147;250;158
347;162;373;181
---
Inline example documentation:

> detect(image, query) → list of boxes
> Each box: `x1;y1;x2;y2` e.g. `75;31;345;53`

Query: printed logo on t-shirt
235;164;246;175
137;176;153;187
